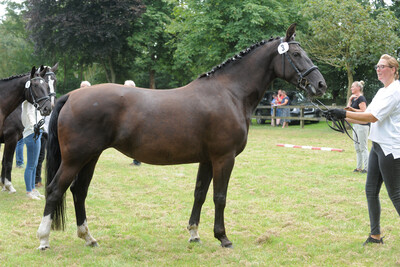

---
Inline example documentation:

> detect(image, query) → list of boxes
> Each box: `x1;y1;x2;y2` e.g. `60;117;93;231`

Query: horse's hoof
37;245;50;251
189;237;201;243
87;241;98;247
220;238;233;248
221;242;233;248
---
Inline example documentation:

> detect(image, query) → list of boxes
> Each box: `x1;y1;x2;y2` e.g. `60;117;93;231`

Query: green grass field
1;122;399;266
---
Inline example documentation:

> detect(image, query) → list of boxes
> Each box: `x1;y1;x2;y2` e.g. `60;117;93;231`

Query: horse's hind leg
212;155;234;248
37;163;81;250
1;140;17;193
70;156;100;247
188;161;213;243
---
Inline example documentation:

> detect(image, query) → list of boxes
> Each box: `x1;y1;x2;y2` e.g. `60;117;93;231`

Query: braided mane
0;72;29;82
199;36;280;78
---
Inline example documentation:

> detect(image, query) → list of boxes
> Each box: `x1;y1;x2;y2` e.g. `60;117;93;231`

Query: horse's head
273;24;327;97
25;66;52;116
41;63;58;108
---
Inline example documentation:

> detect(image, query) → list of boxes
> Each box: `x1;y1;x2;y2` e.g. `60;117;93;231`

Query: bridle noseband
280;38;319;91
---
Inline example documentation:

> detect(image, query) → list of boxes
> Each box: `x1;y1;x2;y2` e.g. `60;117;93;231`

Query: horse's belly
131;144;205;165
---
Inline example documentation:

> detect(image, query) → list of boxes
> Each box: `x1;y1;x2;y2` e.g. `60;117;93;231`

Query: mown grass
1;121;400;266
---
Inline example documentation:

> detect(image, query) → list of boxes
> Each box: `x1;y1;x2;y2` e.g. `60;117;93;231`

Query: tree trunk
102;61;111;83
108;56;116;83
79;64;83;82
346;63;353;101
149;69;156;89
63;61;67;93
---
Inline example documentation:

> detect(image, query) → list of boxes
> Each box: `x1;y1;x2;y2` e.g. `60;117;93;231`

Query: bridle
278;39;359;144
26;76;54;110
26;76;55;141
311;99;360;144
280;38;319;93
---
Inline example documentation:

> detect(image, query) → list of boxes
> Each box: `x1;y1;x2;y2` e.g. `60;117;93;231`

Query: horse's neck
0;77;27;116
221;44;277;115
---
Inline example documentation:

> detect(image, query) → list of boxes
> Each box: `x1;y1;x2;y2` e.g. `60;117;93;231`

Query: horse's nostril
319;81;326;89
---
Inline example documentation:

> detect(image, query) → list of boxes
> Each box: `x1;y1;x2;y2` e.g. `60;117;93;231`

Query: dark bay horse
0;64;58;192
0;66;53;191
0;66;52;131
37;24;327;250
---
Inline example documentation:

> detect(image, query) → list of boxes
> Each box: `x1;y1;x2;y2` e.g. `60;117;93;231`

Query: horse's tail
46;94;69;231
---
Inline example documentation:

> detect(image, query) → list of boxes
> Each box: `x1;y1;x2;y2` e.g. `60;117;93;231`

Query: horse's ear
39;66;48;77
30;66;36;78
285;23;297;42
51;62;59;72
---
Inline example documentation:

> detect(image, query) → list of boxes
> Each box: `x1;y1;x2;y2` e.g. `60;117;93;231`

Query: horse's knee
194;190;207;204
213;193;226;207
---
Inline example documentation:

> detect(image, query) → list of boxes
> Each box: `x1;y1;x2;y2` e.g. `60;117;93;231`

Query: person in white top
326;54;400;245
21;100;45;200
80;81;91;88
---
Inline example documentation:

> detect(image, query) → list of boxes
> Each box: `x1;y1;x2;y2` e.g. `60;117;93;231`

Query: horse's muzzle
40;105;52;116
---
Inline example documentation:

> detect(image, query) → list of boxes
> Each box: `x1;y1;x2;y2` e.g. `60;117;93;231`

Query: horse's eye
293;52;300;57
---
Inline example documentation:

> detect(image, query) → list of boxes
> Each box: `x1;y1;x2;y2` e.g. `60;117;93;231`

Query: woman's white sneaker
32;189;45;199
27;192;40;200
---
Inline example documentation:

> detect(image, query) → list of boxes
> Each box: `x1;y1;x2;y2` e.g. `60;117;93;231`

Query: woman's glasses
374;64;392;70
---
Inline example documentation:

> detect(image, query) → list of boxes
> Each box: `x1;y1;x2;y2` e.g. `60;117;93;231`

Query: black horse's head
273;24;326;97
25;66;52;116
40;63;58;108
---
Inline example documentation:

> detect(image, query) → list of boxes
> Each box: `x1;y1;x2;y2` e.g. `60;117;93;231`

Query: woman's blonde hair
380;54;399;80
354;80;365;93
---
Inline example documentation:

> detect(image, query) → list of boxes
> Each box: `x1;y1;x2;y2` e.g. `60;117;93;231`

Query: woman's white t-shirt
21;100;43;138
366;80;400;159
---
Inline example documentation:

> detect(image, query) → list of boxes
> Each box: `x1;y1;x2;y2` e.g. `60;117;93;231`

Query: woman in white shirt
21;100;45;200
327;54;400;245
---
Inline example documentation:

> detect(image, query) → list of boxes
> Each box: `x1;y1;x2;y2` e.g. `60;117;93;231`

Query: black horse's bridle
280;38;319;93
278;39;358;144
27;76;55;110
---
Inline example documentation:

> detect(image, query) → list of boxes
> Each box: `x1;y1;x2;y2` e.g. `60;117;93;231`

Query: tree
25;0;146;83
302;0;399;99
127;0;175;89
167;0;302;83
0;1;42;77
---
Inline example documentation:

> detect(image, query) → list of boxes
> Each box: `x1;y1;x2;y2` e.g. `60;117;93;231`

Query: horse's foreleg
70;157;99;247
212;156;234;248
188;161;213;243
